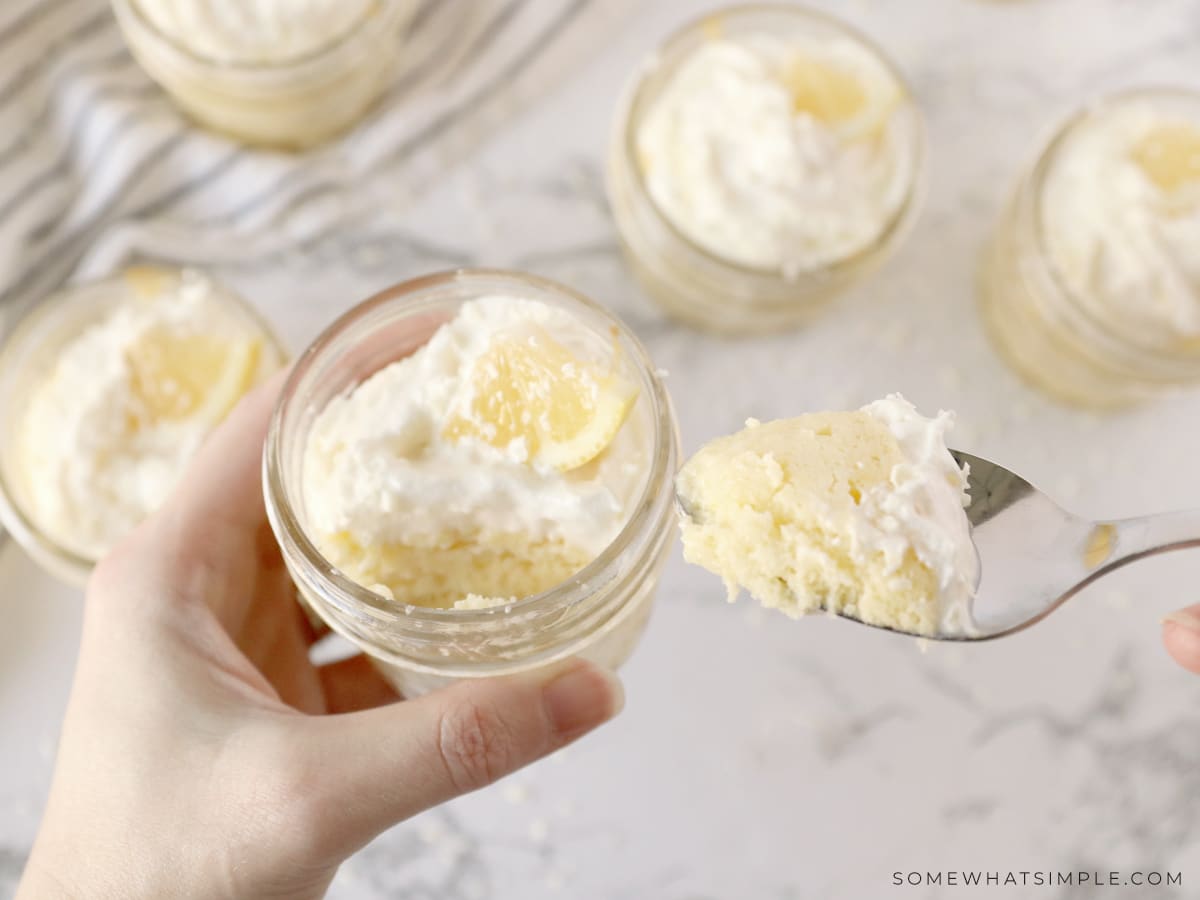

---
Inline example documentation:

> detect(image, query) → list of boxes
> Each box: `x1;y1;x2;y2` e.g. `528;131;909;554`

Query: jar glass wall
111;0;416;150
607;3;925;336
263;269;680;697
980;88;1200;409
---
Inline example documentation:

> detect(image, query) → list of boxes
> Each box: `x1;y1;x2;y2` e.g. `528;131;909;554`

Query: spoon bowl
928;450;1199;640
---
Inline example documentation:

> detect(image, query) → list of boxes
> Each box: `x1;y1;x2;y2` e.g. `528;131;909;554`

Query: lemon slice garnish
122;265;176;299
781;54;900;145
782;56;868;124
701;13;725;41
127;328;262;426
1132;123;1200;193
443;328;637;471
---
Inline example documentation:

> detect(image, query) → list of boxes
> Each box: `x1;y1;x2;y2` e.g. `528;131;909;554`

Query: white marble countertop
3;1;1200;897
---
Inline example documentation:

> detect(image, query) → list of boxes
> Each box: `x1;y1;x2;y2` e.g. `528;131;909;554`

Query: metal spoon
934;450;1200;640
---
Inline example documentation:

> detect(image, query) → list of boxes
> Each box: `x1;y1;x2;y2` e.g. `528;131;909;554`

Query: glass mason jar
111;0;415;150
263;269;681;697
980;88;1200;409
607;4;925;336
0;268;286;586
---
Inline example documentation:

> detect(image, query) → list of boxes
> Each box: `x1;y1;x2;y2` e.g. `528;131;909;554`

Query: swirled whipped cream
1040;93;1200;347
676;394;978;636
135;0;377;64
634;26;919;275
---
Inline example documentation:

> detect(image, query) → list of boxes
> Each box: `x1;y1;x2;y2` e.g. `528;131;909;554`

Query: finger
307;658;623;859
165;366;287;542
1162;606;1200;675
318;654;401;713
143;369;289;624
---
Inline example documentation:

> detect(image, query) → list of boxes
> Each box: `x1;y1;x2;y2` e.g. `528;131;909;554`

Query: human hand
17;374;624;899
1163;605;1200;675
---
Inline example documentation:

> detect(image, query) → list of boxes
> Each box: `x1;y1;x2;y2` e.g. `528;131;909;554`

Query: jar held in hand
264;269;680;696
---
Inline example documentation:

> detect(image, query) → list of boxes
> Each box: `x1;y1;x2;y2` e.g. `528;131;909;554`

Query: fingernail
1162;609;1200;632
542;660;624;742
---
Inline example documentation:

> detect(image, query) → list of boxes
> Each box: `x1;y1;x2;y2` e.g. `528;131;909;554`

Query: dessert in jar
607;4;925;335
264;270;679;696
676;395;978;637
0;267;286;584
111;0;416;149
981;87;1200;408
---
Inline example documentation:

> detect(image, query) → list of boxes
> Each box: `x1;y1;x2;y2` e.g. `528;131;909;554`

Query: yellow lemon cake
676;395;977;636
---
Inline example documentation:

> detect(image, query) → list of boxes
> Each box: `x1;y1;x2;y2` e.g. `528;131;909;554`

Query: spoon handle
1107;510;1200;568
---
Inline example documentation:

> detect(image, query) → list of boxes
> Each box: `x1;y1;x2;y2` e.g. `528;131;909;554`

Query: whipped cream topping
856;394;978;634
300;297;647;606
1040;95;1200;346
11;271;277;560
635;32;918;276
135;0;376;64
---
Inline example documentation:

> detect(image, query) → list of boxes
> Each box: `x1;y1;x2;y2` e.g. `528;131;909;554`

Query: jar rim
0;268;287;583
112;0;408;76
263;267;678;632
614;1;926;282
1025;84;1200;368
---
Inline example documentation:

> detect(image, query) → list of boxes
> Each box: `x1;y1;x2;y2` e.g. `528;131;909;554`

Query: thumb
1162;605;1200;675
307;658;623;857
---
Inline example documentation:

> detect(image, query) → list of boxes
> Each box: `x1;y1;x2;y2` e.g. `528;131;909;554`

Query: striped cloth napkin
0;0;635;323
